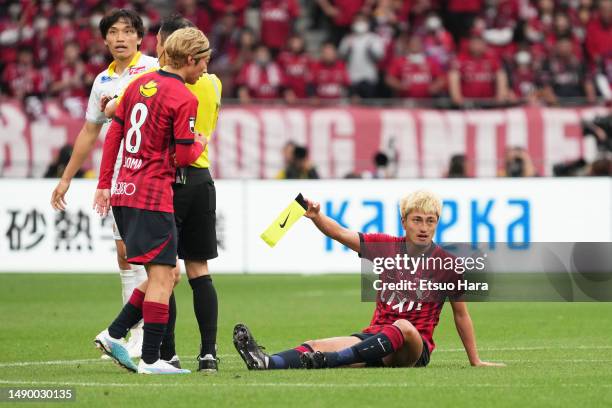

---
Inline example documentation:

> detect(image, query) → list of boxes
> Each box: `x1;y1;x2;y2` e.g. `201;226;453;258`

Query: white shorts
110;210;123;241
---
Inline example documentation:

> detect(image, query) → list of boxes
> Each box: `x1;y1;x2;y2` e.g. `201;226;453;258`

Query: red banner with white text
0;100;605;178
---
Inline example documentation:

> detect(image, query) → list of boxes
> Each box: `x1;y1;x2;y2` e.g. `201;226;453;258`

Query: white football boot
137;359;191;374
94;329;138;372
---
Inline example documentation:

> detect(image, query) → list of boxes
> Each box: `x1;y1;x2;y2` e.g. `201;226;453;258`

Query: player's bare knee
393;319;420;343
304;340;316;349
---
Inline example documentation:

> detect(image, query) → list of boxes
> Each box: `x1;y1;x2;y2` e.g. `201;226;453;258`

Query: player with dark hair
105;14;222;372
50;8;158;358
93;27;209;375
233;191;505;370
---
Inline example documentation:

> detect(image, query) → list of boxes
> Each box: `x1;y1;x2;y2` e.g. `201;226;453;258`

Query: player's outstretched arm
450;300;506;367
50;121;102;211
303;197;360;252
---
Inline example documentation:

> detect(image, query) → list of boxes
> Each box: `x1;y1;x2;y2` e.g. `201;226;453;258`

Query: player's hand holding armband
303;198;321;219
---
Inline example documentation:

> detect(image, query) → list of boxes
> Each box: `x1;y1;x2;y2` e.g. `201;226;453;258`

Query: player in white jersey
50;9;158;358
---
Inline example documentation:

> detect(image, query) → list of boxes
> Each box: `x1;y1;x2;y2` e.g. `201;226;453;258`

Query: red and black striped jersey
99;70;198;213
360;233;461;352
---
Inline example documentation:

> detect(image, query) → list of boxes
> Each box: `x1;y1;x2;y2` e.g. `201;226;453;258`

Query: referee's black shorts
112;206;178;267
172;167;218;261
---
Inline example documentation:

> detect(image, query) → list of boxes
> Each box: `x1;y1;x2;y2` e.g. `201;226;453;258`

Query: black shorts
172;167;218;261
112;206;177;267
351;331;431;368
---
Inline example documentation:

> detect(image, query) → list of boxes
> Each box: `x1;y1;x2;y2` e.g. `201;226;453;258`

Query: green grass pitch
1;273;611;407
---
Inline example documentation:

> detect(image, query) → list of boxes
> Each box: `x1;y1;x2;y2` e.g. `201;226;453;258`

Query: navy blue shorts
112;206;177;267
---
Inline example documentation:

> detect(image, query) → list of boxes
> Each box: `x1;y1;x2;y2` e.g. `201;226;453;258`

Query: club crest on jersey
129;65;146;75
139;80;158;98
189;117;195;133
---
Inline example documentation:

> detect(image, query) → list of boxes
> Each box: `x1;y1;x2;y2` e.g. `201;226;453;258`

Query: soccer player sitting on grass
233;191;505;369
93;27;209;374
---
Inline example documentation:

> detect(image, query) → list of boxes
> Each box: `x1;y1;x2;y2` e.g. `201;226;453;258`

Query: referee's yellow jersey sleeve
186;73;222;169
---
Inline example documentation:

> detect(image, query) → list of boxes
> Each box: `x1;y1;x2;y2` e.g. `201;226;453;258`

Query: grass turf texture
0;274;611;408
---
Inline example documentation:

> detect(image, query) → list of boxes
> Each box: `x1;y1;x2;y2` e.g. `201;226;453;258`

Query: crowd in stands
2;0;612;109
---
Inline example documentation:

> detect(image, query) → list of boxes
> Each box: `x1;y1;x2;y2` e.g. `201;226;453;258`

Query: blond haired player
105;15;222;372
93;27;209;375
50;9;158;358
233;191;505;370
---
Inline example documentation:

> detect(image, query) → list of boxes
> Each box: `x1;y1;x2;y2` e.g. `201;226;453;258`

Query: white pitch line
1;346;611;368
0;359;102;368
436;345;612;352
0;380;610;389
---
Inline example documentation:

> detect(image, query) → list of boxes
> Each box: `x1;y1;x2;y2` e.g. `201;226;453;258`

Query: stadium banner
0;178;610;273
0;101;608;178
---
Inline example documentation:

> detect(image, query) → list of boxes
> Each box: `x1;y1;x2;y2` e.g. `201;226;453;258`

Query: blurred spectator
1;48;46;100
421;14;455;68
545;12;583;59
500;147;537;177
49;41;90;99
0;1;22;68
589;157;612;175
208;13;241;96
524;0;556;46
316;0;367;44
447;154;468;178
338;13;384;98
371;151;392;178
277;34;312;99
225;27;257;97
44;144;84;179
281;140;296;168
444;0;483;45
176;0;212;33
386;35;445;98
507;49;539;104
259;0;300;54
539;36;596;106
480;0;520;61
586;0;612;63
400;0;435;33
236;44;290;102
44;1;79;69
307;42;351;100
210;0;250;26
448;33;509;107
278;145;320;179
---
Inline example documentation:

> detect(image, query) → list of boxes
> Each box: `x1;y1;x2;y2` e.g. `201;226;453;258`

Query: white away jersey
85;52;158;182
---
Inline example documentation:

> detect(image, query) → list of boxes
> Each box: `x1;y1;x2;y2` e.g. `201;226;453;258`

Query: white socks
120;269;136;305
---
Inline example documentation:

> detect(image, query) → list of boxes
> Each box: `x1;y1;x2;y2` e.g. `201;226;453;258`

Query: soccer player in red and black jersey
233;191;504;370
92;27;209;375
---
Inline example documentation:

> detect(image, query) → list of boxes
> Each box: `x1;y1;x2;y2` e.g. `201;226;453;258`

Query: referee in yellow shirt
106;15;222;372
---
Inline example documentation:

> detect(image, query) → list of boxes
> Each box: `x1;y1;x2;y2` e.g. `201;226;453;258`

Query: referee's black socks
188;275;218;357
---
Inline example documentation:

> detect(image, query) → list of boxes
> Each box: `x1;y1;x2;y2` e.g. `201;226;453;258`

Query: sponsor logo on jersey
112;182;137;196
189;117;195;133
139;80;158;98
129;65;146;75
100;75;112;83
